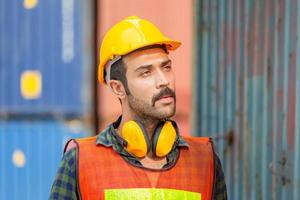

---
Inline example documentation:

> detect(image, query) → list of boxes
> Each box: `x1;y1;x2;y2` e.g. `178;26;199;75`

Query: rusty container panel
97;0;193;136
194;0;300;199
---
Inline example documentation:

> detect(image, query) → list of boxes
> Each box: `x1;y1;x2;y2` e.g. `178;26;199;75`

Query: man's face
123;47;176;120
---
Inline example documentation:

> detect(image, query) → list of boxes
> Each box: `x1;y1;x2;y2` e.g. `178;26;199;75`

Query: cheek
168;72;176;86
128;80;154;101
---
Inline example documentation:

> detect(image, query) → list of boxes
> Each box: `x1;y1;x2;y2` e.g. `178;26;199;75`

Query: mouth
151;87;176;106
160;95;172;99
157;95;174;104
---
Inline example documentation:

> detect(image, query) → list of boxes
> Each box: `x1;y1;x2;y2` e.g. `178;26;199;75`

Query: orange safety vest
74;136;215;200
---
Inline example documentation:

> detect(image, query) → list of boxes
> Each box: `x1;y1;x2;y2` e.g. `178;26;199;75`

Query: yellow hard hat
98;16;181;84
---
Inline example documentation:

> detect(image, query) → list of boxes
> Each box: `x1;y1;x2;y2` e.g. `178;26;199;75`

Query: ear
108;80;126;99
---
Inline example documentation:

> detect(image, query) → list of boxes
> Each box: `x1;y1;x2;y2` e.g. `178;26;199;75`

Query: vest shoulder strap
183;136;211;143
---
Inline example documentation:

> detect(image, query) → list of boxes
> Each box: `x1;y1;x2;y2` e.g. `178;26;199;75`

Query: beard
127;88;176;120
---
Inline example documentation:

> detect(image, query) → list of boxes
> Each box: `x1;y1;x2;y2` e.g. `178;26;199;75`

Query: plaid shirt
49;122;227;200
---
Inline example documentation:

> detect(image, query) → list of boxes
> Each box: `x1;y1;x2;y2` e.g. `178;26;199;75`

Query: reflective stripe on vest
74;136;215;200
105;188;201;200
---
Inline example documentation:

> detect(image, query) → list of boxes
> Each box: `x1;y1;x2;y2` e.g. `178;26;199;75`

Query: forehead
123;47;170;70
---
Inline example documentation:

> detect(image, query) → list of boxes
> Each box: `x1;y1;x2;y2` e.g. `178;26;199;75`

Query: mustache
152;87;176;106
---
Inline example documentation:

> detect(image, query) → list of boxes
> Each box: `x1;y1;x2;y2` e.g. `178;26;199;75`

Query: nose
156;70;169;89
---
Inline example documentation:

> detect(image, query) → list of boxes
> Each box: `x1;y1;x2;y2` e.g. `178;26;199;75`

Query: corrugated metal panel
0;120;88;200
193;0;300;199
0;0;86;116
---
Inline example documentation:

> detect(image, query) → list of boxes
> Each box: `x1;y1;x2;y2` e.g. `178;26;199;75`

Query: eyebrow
134;59;172;72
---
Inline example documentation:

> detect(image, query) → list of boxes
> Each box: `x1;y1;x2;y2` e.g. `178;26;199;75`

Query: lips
157;95;174;103
160;95;172;99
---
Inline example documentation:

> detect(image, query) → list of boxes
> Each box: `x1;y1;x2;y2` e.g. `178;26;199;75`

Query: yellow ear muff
153;121;178;157
121;121;150;158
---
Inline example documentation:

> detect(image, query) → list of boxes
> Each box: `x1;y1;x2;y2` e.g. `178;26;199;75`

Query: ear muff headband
152;121;178;157
121;120;150;158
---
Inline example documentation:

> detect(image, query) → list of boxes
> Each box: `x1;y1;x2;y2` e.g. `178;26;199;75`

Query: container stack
0;0;92;199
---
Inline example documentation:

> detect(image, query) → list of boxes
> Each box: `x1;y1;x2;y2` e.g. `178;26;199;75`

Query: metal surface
193;0;300;199
0;0;87;116
0;120;88;200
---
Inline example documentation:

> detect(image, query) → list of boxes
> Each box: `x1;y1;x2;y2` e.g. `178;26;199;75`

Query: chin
156;106;176;119
163;112;175;119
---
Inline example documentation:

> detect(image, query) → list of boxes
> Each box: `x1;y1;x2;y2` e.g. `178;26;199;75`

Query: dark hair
105;44;168;95
109;58;131;95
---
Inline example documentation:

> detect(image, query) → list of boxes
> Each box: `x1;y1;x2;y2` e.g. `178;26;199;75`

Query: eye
163;65;172;71
140;70;151;77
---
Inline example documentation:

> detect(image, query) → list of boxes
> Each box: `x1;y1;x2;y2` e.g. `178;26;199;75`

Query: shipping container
193;0;300;199
0;0;93;117
0;120;88;200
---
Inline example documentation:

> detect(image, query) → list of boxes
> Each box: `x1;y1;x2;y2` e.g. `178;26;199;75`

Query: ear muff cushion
121;120;150;158
152;121;178;157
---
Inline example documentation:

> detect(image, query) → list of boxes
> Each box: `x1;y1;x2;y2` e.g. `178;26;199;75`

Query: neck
137;117;159;138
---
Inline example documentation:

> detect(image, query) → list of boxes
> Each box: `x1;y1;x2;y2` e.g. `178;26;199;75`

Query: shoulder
75;136;98;145
179;136;215;161
64;136;98;153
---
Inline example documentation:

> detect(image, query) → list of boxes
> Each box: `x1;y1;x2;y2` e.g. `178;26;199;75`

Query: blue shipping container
0;0;87;116
0;120;89;200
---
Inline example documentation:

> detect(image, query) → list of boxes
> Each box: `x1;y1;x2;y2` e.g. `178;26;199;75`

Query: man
50;16;227;200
